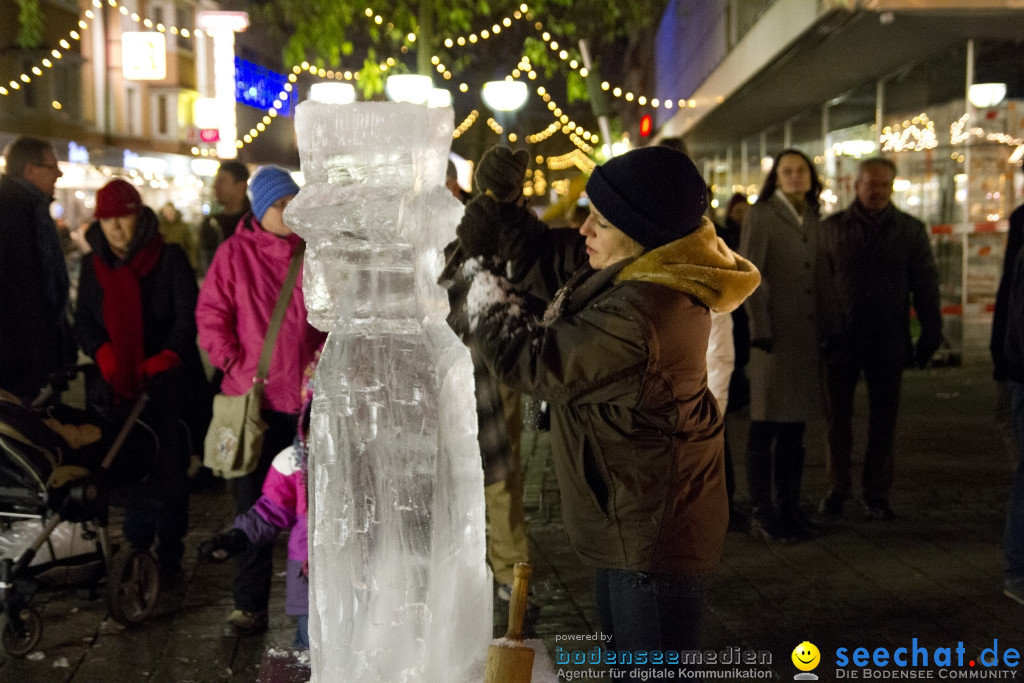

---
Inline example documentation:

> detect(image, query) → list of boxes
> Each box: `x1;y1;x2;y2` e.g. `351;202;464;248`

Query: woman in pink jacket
196;165;326;637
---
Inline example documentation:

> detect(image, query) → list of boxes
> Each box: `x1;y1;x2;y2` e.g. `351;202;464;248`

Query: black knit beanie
585;146;708;250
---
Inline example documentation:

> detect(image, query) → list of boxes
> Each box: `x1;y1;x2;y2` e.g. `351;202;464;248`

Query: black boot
775;446;815;540
747;447;790;542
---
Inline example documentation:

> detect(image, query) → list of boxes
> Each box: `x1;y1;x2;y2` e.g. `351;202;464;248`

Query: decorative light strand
881;113;937;153
452;110;479;139
1;14;91;97
504;55;537;82
522;166;546;197
529;19;696;112
291;63;359;83
950;113;1023;149
546;149;595;174
190;85;292;158
534;86;598;152
438;4;530;50
92;0;202;39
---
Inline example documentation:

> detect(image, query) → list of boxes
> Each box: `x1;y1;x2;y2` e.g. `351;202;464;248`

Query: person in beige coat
739;149;824;542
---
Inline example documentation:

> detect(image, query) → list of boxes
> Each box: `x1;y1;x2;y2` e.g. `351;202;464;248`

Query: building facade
655;0;1024;360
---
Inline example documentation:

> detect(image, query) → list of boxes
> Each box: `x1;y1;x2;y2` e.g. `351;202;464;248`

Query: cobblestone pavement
1;362;1021;681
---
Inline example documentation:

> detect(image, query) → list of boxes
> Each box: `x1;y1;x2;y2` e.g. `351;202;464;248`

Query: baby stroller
0;366;163;656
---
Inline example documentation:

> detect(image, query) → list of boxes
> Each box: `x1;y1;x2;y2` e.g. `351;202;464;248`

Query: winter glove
94;342;117;384
474;146;529;203
751;337;774;353
456;195;503;259
456;194;548;262
140;349;182;379
198;528;250;562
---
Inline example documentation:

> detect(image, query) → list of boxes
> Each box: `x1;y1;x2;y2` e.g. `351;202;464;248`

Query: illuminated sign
235;58;293;116
196;11;249;32
122;32;167;80
123;150;168;174
67;141;89;164
200;129;220;142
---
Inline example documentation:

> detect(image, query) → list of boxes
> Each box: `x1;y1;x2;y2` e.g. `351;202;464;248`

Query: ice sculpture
287;101;491;682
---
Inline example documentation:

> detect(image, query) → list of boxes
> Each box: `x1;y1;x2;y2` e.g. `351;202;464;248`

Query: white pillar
196;11;248;159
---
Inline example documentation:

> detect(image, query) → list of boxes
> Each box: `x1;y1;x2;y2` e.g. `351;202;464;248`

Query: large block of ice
289;101;490;682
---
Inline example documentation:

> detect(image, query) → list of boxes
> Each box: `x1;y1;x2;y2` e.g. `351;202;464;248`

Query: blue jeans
594;568;706;668
1004;380;1024;584
293;614;309;649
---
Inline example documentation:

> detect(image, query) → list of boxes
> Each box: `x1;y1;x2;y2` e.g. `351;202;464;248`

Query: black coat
992;203;1024;380
817;202;942;367
75;209;210;441
0;174;74;398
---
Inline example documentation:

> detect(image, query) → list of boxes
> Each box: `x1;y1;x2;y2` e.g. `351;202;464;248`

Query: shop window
152;92;177;140
53;63;82;121
126;87;141;137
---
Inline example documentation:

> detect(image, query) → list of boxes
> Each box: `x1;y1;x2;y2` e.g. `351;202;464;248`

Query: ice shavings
464;263;535;345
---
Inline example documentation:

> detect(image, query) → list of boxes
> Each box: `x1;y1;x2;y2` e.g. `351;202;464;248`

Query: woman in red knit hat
75;177;211;583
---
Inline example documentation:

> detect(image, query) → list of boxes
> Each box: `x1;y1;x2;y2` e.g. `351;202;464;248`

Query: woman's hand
456;195;503;259
474;145;529;203
94;342;117;384
140;349;182;379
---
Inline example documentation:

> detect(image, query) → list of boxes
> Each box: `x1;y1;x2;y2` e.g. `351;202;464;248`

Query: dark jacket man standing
0;137;75;399
816;157;942;521
197;161;250;275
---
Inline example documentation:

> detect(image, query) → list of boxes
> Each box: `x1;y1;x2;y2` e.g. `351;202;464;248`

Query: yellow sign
122;32;167;81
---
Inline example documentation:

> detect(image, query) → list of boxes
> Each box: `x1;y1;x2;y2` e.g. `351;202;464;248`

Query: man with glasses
0;136;75;399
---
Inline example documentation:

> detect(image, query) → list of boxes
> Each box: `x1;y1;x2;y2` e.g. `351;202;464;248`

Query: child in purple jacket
200;363;314;647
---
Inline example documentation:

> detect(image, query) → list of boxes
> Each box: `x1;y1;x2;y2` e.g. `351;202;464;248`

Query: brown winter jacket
468;220;760;575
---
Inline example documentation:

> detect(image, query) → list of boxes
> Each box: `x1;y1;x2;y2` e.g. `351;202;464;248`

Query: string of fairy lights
1;0;694;171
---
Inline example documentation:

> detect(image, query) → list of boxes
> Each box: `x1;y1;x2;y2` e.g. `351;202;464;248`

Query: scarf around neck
91;229;164;401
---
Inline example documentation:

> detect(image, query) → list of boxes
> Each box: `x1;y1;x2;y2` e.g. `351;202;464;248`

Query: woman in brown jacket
449;146;759;660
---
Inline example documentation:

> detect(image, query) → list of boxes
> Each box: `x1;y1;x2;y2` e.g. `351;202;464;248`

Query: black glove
456;195;503;259
751;337;774;353
474;146;529;203
198;528;250;562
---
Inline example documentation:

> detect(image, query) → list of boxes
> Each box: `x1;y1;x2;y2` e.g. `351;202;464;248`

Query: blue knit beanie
585;146;707;250
248;166;300;222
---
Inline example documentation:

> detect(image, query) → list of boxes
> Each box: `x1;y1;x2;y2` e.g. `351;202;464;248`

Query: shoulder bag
203;242;304;478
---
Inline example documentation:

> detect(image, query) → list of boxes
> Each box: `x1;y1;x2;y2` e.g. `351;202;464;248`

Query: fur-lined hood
615;217;760;313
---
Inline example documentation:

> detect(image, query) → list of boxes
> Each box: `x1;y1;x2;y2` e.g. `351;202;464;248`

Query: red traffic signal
639;114;653;137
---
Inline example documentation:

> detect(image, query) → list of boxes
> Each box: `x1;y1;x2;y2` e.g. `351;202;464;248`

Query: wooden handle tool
484;562;535;683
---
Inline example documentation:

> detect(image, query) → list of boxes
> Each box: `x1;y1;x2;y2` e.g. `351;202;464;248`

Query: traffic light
639;114;653;138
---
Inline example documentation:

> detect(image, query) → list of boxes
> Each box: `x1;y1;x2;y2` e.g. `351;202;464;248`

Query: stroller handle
99;392;151;471
29;364;99;410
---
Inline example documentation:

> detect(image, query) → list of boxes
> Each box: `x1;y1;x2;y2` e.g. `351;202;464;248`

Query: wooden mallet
484;562;535;683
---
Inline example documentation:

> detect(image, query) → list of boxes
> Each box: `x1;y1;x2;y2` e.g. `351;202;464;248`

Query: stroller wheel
106;550;161;626
0;607;42;656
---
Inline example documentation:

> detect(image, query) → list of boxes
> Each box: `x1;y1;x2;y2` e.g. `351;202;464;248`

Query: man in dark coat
994;194;1024;605
197;161;250;275
0;137;75;399
816;157;942;521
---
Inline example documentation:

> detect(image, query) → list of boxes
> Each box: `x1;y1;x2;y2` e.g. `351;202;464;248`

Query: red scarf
91;235;164;401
